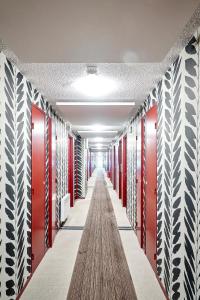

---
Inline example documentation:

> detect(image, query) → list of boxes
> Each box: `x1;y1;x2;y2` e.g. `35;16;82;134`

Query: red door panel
118;140;122;199
89;150;92;177
113;146;116;190
136;119;144;248
68;136;74;207
109;148;113;182
122;135;127;207
49;119;57;247
145;105;157;272
31;105;45;272
87;150;88;179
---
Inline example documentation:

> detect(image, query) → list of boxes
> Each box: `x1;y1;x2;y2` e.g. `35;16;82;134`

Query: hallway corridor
20;171;164;300
1;2;200;299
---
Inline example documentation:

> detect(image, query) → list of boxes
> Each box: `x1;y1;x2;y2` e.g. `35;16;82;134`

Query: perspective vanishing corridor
1;2;200;300
20;170;165;300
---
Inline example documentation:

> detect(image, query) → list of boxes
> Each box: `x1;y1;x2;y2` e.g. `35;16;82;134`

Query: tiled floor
21;170;165;300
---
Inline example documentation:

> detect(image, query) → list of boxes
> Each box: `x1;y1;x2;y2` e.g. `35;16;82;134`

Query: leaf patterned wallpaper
126;123;137;229
114;29;200;299
74;135;87;199
0;52;69;299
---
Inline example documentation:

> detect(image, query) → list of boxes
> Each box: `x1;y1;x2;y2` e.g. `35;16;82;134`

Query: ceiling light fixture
78;130;118;133
78;124;118;134
92;124;106;131
91;146;108;149
93;137;104;142
95;143;103;148
56;101;135;106
71;65;117;97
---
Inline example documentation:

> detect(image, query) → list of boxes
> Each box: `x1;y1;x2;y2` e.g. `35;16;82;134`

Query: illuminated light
92;124;105;132
78;130;117;133
78;124;118;134
56;101;135;106
91;145;108;149
97;152;103;168
71;74;117;97
96;144;103;148
93;137;103;142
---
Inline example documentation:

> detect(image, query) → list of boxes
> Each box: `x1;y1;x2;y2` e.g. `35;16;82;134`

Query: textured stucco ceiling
18;63;162;102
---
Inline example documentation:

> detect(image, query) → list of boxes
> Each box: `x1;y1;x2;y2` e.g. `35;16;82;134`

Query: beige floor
21;170;165;300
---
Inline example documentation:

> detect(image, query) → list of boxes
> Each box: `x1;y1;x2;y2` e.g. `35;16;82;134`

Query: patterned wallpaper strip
0;52;69;299
113;30;200;300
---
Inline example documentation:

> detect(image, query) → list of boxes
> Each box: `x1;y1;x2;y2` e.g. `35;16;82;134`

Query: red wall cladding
113;146;116;190
118;139;122;200
31;105;46;273
122;135;127;207
136;118;144;248
145;105;157;272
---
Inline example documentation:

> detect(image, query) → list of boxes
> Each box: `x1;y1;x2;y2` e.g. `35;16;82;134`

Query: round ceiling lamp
72;65;117;97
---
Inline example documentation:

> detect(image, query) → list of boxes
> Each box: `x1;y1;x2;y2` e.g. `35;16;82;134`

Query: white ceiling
0;0;199;63
0;0;200;147
57;105;137;126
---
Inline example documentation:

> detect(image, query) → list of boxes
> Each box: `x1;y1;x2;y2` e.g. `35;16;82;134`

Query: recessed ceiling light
56;101;135;106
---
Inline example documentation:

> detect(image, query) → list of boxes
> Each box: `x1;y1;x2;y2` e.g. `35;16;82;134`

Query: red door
48;119;57;247
89;150;92;177
110;148;113;182
87;150;89;180
145;105;157;272
68;136;74;207
122;135;127;207
136;118;144;248
31;105;46;272
109;149;112;179
113;146;116;190
118;140;122;199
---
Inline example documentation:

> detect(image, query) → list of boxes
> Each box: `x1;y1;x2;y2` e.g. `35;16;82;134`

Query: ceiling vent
86;65;98;75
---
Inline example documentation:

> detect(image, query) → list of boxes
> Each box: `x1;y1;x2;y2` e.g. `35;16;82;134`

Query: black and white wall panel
126;123;137;229
0;52;69;299
74;135;87;199
156;31;200;300
124;29;200;300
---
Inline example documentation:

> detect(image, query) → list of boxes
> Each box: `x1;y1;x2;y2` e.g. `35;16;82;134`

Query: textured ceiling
19;63;162;102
